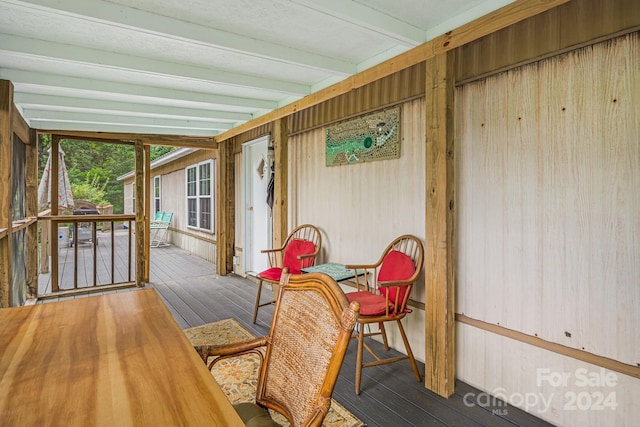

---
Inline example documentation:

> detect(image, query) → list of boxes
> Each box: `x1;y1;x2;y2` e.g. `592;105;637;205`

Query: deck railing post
134;140;145;287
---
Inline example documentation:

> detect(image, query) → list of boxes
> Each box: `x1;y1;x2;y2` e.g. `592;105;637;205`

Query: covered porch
39;242;551;427
2;0;638;424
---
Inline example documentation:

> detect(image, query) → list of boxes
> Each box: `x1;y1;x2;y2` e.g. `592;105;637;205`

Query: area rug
184;318;364;427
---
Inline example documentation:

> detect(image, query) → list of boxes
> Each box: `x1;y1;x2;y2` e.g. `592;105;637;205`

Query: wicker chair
344;234;424;394
253;224;322;323
196;270;360;427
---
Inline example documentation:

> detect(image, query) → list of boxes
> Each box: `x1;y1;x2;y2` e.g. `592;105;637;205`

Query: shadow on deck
39;242;554;427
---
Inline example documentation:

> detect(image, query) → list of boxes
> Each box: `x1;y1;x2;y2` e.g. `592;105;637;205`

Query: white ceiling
1;0;515;137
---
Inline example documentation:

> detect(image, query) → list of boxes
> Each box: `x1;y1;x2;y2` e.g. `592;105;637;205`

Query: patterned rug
184;318;364;427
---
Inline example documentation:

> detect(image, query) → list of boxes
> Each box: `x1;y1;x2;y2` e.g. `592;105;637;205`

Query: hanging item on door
256;155;267;180
266;162;274;210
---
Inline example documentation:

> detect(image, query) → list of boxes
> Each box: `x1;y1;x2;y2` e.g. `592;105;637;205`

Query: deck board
39;229;135;294
38;241;555;427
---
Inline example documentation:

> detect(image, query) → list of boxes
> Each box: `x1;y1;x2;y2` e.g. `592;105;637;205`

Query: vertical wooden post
51;135;60;292
40;216;50;274
424;51;456;398
272;118;288;248
216;140;233;275
134;140;145;287
25;128;38;299
144;145;150;282
0;80;12;308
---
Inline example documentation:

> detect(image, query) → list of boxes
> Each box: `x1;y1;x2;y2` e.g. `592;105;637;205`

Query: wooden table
0;289;243;426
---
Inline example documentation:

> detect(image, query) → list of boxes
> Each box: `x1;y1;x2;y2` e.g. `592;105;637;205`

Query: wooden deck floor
39;228;135;294
39;243;554;427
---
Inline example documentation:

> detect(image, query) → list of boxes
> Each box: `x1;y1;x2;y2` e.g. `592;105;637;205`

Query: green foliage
71;185;108;206
150;146;176;161
37;137;178;214
67;141;134;214
37;134;51;181
38;136;135;213
71;172;109;206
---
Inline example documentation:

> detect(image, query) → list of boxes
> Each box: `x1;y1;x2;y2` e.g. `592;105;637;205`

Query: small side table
301;262;363;282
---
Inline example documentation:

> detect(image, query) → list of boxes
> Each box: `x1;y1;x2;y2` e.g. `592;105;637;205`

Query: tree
38;136;134;213
71;173;109;206
37;134;51;181
38;137;177;214
150;145;175;161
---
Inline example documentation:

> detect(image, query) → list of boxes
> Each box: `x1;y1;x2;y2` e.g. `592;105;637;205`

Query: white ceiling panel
0;0;516;137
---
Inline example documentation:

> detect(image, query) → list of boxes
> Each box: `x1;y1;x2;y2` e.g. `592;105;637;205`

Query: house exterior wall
117;0;638;423
287;97;428;364
123;182;134;215
229;125;272;276
233;152;243;275
227;0;639;424
446;1;640;424
454;31;639;426
123;149;217;263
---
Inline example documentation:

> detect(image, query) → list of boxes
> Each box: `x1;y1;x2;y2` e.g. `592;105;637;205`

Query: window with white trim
186;160;214;232
153;176;161;215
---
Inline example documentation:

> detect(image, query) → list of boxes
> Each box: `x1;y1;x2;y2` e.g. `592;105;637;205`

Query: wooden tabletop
0;289;243;426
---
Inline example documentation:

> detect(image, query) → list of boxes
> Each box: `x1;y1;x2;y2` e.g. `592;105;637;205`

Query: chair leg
378;321;389;350
150;228;158;247
253;279;264;324
355;323;365;395
396;319;422;382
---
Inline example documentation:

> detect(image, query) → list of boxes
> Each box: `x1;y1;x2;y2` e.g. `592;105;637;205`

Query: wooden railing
39;213;136;296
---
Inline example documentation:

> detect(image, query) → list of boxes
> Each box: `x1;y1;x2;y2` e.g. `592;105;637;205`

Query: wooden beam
38;207;52;276
0;80;12;308
50;135;60;293
134;140;145;287
40;130;217;149
424;51;456;398
11;104;30;144
272;118;288;248
144;145;151;282
215;141;234;275
37;282;137;300
41;214;135;223
430;0;573;57
11;217;37;232
25;128;37;299
457;314;640;380
215;0;570;142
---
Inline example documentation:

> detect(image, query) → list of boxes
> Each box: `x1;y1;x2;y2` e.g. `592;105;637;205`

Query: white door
242;136;271;275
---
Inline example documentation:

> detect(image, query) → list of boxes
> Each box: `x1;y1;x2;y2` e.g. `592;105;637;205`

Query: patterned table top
301;262;363;282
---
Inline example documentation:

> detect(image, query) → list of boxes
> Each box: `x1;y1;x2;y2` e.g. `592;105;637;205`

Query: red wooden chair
345;234;424;394
253;224;321;323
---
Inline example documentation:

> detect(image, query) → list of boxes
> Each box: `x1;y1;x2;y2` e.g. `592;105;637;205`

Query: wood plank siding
0;80;13;307
456;0;640;84
0;81;38;307
454;31;639;426
289;62;425;135
220;0;639;423
123;149;219;263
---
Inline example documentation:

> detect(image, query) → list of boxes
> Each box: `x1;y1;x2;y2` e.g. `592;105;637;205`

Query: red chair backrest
378;250;415;306
282;239;317;273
